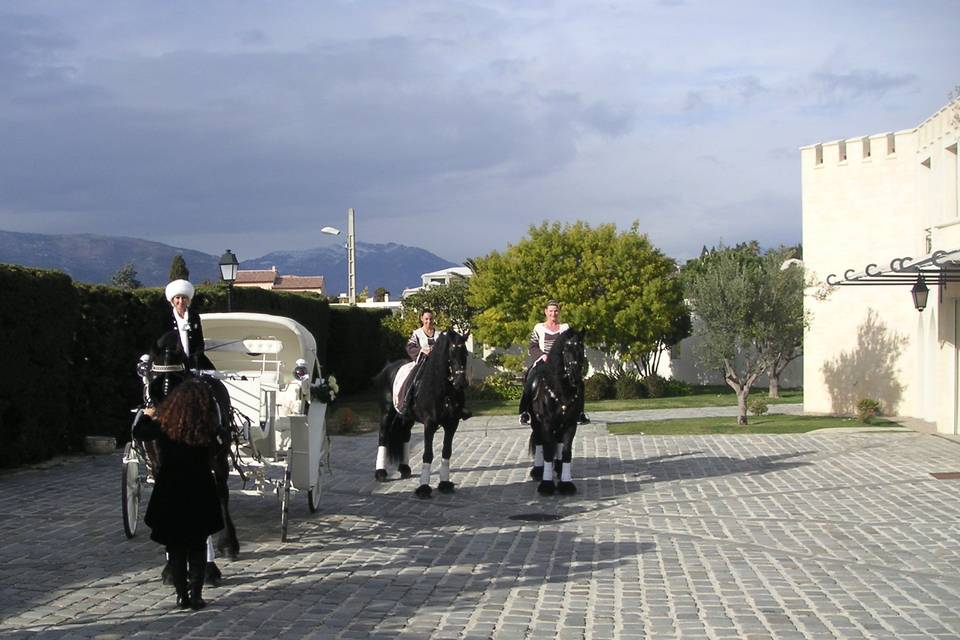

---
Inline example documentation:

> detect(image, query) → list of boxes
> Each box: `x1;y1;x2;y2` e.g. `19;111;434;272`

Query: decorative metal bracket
826;250;960;286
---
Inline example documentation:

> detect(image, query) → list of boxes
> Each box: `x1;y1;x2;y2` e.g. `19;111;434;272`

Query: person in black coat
143;377;224;610
163;279;214;371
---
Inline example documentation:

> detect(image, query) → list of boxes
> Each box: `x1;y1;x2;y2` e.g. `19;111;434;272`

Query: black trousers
166;542;206;591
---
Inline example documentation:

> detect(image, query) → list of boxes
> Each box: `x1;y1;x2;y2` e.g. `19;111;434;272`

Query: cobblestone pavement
2;408;960;639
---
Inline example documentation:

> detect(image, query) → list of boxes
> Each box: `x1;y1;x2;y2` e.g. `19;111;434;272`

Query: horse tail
386;423;406;464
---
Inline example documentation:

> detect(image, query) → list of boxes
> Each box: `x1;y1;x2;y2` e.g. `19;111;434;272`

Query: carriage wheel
280;459;292;542
307;459;323;513
121;442;141;539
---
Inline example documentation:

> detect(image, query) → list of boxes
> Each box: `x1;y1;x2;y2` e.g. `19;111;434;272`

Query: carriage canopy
200;312;320;385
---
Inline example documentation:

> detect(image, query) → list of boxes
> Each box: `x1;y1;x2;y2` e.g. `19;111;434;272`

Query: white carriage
121;312;332;542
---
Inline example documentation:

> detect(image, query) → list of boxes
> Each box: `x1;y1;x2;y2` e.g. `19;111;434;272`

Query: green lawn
607;414;902;436
328;386;804;429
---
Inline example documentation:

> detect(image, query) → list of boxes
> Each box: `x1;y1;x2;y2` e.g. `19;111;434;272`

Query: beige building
802;99;960;433
235;266;327;296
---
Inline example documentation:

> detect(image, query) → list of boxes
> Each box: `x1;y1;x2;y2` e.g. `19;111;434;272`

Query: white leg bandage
534;445;544;466
440;459;450;482
206;537;216;562
402;442;410;465
543;458;554;482
561;462;572;482
376;446;388;470
420;463;432;486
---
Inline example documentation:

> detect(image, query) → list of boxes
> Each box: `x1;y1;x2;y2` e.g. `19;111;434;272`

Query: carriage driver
399;309;471;421
518;300;589;425
164;279;214;371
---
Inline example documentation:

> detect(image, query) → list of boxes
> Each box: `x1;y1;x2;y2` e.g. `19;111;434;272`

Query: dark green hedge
0;267;80;467
0;265;400;468
326;306;404;391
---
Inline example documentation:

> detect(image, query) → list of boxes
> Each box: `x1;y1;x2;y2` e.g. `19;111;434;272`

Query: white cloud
0;0;957;263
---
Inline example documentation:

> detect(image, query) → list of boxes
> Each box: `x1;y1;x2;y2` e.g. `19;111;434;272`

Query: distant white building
401;266;472;298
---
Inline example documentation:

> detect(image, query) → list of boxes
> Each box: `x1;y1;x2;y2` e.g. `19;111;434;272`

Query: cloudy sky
1;1;957;264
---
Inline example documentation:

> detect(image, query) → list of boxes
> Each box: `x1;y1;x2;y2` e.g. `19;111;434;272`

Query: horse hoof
374;469;388;482
530;466;544;480
398;464;412;479
557;481;577;495
205;562;222;587
415;485;432;499
537;480;556;496
438;481;455;494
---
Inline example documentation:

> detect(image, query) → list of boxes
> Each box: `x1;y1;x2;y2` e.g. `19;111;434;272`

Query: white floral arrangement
310;374;339;404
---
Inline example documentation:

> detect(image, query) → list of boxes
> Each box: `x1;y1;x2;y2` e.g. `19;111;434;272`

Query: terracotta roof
274;275;325;290
236;269;277;284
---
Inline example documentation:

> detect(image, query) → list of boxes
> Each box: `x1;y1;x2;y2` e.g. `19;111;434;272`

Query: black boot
577;412;590;424
188;546;207;610
167;547;190;609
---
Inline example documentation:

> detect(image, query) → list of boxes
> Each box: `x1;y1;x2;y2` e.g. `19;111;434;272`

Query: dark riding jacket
164;309;212;370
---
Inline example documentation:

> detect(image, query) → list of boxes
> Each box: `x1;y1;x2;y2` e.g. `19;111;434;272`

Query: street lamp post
218;249;239;312
321;208;357;305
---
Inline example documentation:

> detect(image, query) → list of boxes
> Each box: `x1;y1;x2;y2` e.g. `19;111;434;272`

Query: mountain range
0;230;457;296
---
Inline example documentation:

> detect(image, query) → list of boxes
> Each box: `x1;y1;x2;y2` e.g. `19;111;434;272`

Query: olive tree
683;245;804;423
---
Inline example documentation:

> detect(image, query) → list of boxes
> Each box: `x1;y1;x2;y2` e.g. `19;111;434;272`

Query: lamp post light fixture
321;208;357;305
911;274;929;312
218;249;239;312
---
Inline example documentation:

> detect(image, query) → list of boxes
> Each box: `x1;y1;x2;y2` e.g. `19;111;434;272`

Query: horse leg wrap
543;459;554;482
561;462;573;482
439;459;450;482
376;446;388;470
206;537;216;562
420;463;432;487
402;442;410;465
534;446;544;467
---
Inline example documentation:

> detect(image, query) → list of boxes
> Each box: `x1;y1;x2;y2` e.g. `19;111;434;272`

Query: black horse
528;328;587;496
373;330;469;498
136;332;241;570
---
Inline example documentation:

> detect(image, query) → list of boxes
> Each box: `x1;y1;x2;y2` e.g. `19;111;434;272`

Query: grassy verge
607;414;902;436
325;386;805;434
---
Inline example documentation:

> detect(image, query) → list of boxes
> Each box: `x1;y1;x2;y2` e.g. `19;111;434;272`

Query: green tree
762;249;805;398
467;221;688;374
168;254;189;281
110;262;142;289
682;245;804;423
391;276;475;337
374;287;389;302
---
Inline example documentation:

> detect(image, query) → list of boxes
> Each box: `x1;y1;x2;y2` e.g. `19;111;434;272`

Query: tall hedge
0;265;400;468
0;267;80;466
326;306;403;391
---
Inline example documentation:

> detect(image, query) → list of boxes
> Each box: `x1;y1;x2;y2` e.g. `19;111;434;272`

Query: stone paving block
3;421;960;638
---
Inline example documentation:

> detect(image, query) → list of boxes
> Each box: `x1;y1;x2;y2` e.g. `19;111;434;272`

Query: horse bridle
446;342;467;385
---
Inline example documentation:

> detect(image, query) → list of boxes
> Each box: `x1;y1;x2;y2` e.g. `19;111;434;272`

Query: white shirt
173;309;191;355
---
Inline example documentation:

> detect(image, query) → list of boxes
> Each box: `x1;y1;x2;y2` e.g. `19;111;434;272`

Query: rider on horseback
518;300;589;425
399;309;471;421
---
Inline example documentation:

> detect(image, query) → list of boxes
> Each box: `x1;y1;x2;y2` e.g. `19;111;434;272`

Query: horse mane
417;331;453;389
541;328;584;393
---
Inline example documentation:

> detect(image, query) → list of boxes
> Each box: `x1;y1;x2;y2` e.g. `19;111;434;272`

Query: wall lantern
911;275;929;312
